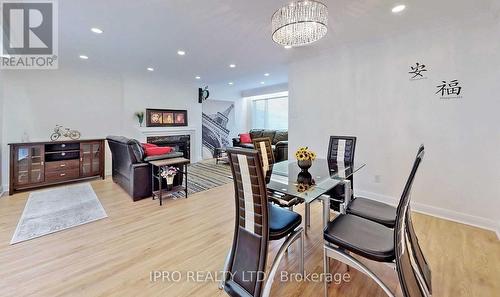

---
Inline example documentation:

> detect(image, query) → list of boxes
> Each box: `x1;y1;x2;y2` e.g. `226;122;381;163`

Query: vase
297;159;312;171
166;175;174;191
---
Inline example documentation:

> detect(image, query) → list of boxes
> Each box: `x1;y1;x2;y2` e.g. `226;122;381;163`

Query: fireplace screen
147;135;190;160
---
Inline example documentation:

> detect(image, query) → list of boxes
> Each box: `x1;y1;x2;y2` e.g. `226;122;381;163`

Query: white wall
121;73;202;161
0;69;200;190
289;17;500;232
0;71;4;195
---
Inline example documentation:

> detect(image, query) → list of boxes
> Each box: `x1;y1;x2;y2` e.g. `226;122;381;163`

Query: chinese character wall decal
436;80;463;99
409;62;428;80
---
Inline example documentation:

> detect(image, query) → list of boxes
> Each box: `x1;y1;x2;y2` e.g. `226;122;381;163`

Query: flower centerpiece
295;147;316;171
135;111;145;127
160;166;178;190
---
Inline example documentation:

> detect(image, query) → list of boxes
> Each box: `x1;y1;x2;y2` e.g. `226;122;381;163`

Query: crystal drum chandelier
272;0;328;47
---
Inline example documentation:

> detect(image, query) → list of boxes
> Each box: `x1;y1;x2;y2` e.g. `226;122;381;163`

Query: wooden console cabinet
9;139;105;195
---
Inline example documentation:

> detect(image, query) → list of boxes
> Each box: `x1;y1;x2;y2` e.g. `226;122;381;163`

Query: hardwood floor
0;178;499;297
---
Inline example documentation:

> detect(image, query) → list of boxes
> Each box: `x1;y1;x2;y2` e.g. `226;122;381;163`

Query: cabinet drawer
45;143;80;152
45;168;80;183
45;160;80;173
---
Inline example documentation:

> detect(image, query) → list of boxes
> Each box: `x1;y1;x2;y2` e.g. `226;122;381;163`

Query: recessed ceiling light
177;50;186;56
228;82;234;85
91;27;103;34
284;45;292;49
264;73;270;77
260;81;265;85
229;64;236;68
147;67;154;72
195;76;201;80
79;55;89;60
392;4;406;13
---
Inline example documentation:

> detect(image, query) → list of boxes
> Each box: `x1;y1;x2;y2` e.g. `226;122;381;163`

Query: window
250;92;288;130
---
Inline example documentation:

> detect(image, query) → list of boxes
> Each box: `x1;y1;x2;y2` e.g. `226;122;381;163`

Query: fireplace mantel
137;126;196;137
137;126;198;161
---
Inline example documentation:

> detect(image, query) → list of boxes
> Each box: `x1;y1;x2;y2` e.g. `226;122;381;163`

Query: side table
149;157;190;206
214;147;229;164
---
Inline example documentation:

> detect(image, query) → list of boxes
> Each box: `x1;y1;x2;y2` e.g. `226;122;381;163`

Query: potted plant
160;166;179;190
295;147;316;171
135;111;145;127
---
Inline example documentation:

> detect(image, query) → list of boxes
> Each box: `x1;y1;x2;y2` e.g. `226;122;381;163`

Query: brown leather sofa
232;129;288;162
106;136;183;201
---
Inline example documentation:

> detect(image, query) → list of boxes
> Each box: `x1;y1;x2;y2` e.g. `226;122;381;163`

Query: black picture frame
146;109;188;127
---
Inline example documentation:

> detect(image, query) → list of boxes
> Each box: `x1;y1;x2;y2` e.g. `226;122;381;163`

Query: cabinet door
80;143;92;177
14;145;44;186
29;146;45;183
91;142;101;175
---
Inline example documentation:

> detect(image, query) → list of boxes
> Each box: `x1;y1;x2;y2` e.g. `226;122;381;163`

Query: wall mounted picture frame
146;109;188;127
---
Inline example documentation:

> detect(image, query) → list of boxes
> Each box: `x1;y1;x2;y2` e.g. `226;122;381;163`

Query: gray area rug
10;183;107;244
169;161;233;198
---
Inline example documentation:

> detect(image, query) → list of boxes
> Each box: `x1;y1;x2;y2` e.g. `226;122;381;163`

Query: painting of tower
202;102;234;158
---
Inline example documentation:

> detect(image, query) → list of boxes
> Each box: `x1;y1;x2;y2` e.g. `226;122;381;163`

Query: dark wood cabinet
9;139;105;195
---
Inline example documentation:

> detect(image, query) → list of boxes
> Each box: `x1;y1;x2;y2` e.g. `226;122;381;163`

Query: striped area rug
170;161;232;198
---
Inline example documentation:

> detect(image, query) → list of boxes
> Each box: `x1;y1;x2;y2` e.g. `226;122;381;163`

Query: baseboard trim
356;190;499;238
0;185;5;198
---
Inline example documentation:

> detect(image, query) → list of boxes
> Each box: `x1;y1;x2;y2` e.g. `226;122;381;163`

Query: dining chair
322;146;431;297
220;147;304;297
253;137;302;210
326;136;357;213
346;145;425;228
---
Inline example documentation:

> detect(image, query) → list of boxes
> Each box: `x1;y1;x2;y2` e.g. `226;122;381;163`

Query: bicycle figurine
50;125;81;141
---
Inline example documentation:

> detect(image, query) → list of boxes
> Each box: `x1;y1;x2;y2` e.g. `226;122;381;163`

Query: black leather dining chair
323;146;431;297
346;145;425;228
326;136;357;212
220;147;304;297
253;137;302;210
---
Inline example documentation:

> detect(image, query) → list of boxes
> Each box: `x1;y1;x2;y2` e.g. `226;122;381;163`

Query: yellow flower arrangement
294;147;316;161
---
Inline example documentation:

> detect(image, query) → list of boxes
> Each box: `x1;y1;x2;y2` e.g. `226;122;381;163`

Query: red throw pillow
142;143;158;149
144;146;173;156
239;133;252;144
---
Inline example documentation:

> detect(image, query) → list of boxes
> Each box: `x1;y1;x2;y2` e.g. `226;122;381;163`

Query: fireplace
147;135;190;160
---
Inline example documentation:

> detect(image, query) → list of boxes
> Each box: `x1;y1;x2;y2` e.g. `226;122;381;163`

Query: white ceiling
47;0;500;96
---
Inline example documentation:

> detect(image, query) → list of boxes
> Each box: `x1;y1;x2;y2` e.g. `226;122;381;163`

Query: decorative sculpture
50;125;81;141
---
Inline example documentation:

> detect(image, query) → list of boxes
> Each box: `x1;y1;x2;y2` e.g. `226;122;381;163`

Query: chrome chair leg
218;249;232;290
324;245;395;297
262;227;304;297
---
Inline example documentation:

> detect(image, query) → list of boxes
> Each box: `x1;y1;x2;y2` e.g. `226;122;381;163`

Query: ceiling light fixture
272;0;328;47
79;55;89;60
177;50;186;56
91;27;103;34
228;82;234;85
260;81;265;85
229;64;236;68
147;67;154;72
392;4;406;13
264;73;270;77
195;76;201;80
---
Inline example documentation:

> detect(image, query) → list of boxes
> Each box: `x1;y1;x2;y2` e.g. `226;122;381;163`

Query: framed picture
146;109;188;127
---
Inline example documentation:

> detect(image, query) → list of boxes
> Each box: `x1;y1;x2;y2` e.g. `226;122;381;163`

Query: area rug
10;183;107;244
169;161;233;198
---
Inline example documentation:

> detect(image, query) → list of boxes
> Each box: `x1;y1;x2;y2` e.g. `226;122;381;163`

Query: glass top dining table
267;159;366;204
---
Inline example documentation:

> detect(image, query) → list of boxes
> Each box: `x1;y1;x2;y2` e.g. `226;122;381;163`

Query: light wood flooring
0;178;499;297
